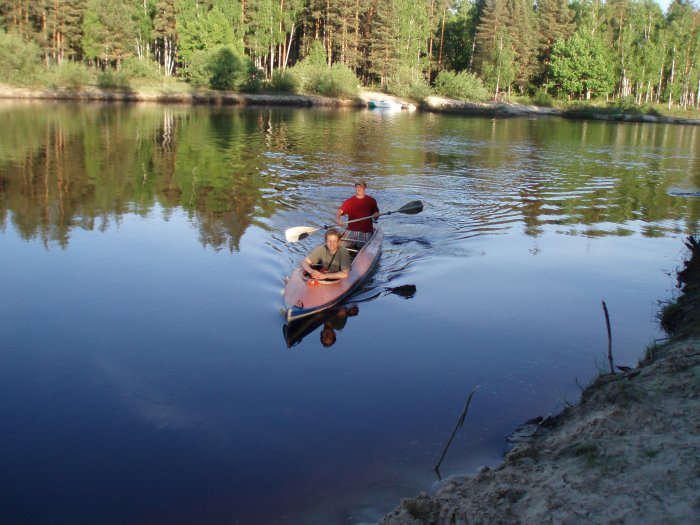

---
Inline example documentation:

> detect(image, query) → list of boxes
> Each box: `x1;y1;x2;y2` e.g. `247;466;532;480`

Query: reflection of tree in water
2;105;700;249
0;104;290;251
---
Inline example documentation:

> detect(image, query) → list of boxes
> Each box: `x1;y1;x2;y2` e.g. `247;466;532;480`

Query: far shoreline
2;84;699;126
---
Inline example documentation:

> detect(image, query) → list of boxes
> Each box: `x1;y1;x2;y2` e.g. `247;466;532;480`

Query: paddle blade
387;284;417;299
285;226;319;243
397;200;423;215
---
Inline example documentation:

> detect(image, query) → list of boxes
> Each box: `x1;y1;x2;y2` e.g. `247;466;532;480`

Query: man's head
354;180;366;197
320;326;337;347
325;229;342;251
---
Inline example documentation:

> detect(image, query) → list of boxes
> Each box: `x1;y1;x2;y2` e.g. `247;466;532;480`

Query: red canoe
284;227;383;323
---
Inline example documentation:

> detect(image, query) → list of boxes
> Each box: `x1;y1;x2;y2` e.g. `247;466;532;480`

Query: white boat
367;99;403;110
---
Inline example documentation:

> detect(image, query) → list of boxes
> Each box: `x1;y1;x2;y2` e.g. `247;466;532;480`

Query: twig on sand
602;300;614;374
435;386;480;477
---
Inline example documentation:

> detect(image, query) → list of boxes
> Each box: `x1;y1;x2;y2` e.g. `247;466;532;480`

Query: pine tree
507;0;538;94
82;0;138;66
536;0;573;77
367;0;398;86
474;0;512;95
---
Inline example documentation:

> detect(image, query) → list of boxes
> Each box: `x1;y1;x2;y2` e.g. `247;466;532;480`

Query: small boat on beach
367;99;402;110
367;100;417;111
283;228;383;323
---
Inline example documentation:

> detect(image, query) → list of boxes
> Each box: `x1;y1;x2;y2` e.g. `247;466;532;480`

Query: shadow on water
283;285;417;347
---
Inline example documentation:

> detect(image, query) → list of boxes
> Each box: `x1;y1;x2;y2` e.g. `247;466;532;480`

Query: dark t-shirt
340;195;379;233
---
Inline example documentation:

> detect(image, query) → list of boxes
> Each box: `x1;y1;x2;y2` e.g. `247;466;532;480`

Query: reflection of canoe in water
283;305;356;348
283;228;383;323
283;310;332;347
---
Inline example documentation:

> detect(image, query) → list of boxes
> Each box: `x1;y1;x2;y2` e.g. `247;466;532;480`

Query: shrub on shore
269;69;299;93
289;41;359;97
47;61;93;89
181;46;260;92
385;65;431;101
0;30;42;87
434;71;489;102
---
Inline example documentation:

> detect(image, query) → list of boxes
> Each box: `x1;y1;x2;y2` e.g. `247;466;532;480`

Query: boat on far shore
367;99;416;111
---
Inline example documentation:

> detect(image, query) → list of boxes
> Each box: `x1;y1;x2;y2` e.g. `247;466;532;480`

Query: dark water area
1;100;699;524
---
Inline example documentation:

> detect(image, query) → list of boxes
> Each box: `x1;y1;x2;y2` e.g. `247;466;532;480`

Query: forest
0;0;699;109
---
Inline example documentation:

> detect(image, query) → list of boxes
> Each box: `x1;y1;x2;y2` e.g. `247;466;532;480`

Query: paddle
284;200;423;243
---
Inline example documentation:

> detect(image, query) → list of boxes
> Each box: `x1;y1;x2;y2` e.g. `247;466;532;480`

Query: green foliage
120;57;163;84
209;47;245;90
181;50;212;88
310;64;359;97
96;69;130;89
532;88;555;107
269;69;299;93
242;67;266;93
548;30;615;99
82;0;139;64
611;96;645;116
434;70;489;102
47;61;93;89
1;0;699;105
481;31;516;96
0;30;42;86
438;0;478;72
385;64;431;100
290;47;359;97
175;0;243;64
305;41;328;67
179;46;257;91
93;58;163;90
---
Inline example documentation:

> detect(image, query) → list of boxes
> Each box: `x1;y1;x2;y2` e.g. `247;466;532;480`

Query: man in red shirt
335;180;380;247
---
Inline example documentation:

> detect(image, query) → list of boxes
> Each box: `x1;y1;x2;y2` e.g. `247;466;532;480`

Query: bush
611;96;644;116
287;41;358;97
96;69;130;89
290;61;359;97
241;67;265;93
181;49;211;88
120;57;163;84
385;65;431;100
312;64;358;97
532;88;554;107
209;47;246;90
181;46;257;91
269;68;299;93
46;61;92;89
0;29;42;86
434;70;489;102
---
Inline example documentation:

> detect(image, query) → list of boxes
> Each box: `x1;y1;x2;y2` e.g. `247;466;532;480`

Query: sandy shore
380;239;700;524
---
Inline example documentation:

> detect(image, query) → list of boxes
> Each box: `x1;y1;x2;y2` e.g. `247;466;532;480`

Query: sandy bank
380;239;700;524
0;84;360;107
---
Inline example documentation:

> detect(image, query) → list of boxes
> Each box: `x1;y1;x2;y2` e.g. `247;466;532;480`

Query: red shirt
340;195;379;233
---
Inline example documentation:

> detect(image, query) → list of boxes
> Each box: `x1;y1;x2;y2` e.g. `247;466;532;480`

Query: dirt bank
380;239;700;524
0;84;360;107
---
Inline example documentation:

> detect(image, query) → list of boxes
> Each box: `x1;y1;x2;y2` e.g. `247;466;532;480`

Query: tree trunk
284;22;295;70
668;53;675;110
438;3;447;71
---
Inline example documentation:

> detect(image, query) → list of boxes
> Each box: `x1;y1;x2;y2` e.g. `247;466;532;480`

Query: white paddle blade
285;226;319;243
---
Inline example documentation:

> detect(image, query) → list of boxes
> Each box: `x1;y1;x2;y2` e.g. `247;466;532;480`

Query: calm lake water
1;100;698;524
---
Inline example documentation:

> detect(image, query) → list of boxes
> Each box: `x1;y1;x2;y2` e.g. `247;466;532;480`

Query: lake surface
1;101;698;524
